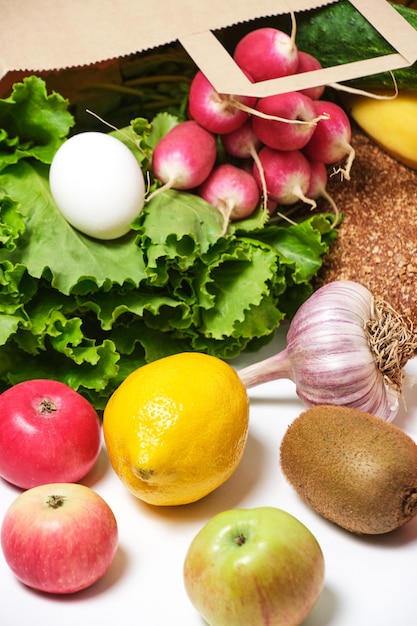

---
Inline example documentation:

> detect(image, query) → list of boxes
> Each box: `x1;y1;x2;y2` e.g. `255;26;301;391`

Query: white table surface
1;327;417;626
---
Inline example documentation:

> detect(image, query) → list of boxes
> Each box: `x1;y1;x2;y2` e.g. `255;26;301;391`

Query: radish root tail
250;146;269;217
331;145;356;181
295;186;317;211
145;178;176;202
320;187;340;228
231;99;329;127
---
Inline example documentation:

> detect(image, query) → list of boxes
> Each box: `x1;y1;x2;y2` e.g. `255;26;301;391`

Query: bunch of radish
149;25;355;231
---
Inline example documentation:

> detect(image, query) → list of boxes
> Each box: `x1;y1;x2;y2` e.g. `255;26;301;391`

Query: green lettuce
0;75;74;171
0;76;337;409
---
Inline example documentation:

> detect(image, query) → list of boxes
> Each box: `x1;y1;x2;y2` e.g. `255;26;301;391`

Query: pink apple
1;482;118;594
0;379;101;489
184;506;325;626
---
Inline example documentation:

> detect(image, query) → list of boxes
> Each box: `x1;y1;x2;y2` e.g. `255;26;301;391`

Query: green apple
183;506;325;626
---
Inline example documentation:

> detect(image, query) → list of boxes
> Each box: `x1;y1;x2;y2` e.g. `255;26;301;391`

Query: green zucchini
295;1;417;91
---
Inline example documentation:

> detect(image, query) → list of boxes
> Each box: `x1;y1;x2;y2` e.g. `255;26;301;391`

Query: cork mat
316;127;417;325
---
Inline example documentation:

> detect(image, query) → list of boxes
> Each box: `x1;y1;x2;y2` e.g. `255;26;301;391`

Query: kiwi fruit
280;405;417;534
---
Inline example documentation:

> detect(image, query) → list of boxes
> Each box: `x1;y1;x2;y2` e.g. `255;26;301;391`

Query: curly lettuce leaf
133;188;225;278
0;75;74;171
195;237;284;340
0;193;25;250
248;213;338;283
0;160;147;294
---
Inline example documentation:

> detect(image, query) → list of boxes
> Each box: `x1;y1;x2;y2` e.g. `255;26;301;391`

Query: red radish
198;163;260;233
233;27;299;82
303;100;355;179
148;121;217;200
252;92;319;151
296;51;326;100
221;119;262;159
307;160;340;226
188;70;257;135
253;147;316;210
266;197;279;216
221;120;269;215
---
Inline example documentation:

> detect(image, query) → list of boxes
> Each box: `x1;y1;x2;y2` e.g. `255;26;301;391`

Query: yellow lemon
103;352;250;506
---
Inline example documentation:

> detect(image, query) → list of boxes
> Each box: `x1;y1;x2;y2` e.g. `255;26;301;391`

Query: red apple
1;482;118;594
0;379;101;489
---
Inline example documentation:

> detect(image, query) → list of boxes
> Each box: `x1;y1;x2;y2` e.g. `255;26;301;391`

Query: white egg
49;131;145;240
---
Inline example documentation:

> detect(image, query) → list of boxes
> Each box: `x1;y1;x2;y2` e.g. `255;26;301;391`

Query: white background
1;327;417;626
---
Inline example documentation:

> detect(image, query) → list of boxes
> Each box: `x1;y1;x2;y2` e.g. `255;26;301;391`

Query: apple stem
234;534;246;546
39;399;57;414
46;495;66;509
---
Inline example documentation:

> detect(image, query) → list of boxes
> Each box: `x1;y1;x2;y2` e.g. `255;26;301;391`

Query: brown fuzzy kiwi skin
280;405;417;535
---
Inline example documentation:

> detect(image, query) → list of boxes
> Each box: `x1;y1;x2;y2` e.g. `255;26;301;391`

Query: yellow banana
342;91;417;170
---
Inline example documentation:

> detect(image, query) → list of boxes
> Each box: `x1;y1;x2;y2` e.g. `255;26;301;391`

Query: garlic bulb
238;280;417;421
